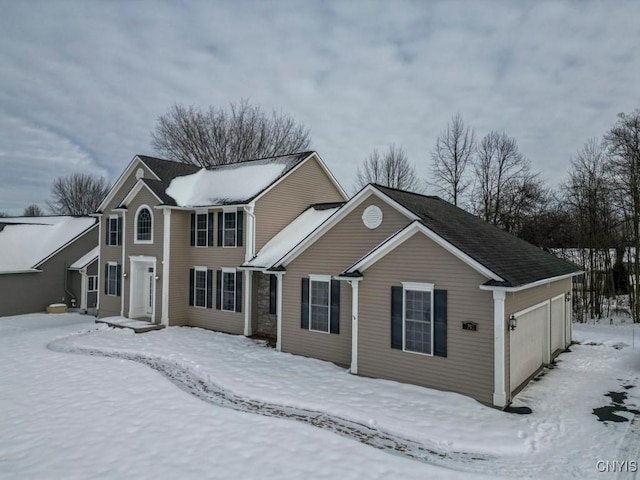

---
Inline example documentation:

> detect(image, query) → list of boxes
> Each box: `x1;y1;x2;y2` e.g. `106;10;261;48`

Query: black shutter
330;280;340;334
236;211;243;247
269;275;277;315
216;270;222;310
105;219;109;245
301;278;309;329
235;271;242;313
207;212;214;246
188;268;195;306
391;286;403;349
104;263;109;294
117;217;122;245
433;290;447;357
190;213;195;246
217;212;223;246
206;270;213;309
116;264;122;296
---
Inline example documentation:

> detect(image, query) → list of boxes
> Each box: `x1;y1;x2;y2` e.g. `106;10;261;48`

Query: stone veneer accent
255;271;277;339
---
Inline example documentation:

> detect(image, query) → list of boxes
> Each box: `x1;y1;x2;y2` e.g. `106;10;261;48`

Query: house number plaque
462;321;478;332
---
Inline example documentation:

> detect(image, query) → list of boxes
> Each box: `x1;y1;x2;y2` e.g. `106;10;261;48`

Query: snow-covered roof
243;204;343;269
69;246;99;270
0;216;97;273
165;153;310;207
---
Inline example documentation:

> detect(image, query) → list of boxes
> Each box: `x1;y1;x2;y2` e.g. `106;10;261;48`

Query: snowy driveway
1;313;639;479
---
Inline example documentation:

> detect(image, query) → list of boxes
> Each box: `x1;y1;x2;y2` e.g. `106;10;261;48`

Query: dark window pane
137;208;152;241
222;272;235;310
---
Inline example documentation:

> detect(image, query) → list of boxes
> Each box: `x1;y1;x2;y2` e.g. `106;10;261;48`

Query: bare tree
354;145;420;192
151;100;311;167
47;173;110;216
605;109;640;323
23;204;44;216
431;113;475;206
0;212;9;218
471;131;530;230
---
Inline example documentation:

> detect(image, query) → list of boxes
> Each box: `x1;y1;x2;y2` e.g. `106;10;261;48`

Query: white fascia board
97;155;160;212
347;221;502;282
33;222;99;269
309;152;349;201
0;269;43;275
119;179;164;207
276;185;419;268
332;275;362;282
479;271;582;293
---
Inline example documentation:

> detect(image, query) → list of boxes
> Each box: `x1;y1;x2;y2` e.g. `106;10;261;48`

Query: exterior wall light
509;314;517;331
566;292;571;302
155;275;160;281
123;272;128;278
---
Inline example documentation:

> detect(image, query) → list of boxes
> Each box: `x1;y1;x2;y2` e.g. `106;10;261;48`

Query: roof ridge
137;151;314;171
372;183;441;200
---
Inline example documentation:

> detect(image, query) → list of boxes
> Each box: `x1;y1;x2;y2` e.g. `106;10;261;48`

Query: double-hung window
222;269;236;311
106;263;119;296
223;212;237;247
309;276;331;333
88;275;98;292
195;213;208;247
194;267;207;308
403;283;434;355
107;216;121;246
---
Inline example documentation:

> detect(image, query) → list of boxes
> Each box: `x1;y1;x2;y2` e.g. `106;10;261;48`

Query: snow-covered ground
1;313;638;479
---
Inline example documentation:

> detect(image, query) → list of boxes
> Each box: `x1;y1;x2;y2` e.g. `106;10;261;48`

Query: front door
145;267;154;316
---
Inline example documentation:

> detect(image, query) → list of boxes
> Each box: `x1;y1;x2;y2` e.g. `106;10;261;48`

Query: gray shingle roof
373;185;580;287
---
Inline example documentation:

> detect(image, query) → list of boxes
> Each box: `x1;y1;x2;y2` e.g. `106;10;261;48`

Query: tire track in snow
47;332;493;472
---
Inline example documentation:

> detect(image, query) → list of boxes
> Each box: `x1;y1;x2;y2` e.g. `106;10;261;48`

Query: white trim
222;206;237;213
244;203;256;262
309;274;331;282
128;255;157;322
134;204;154;244
97;219;101;311
401;282;435;356
221;268;237;312
87;275;98;292
275;186;419;268
244;270;252;336
275;272;284;352
33;222;98;269
80;272;88;310
161;208;171;326
119;179;164;208
492;289;507;407
106;261;118;297
222;211;238;248
193;212;210;248
121;210;126;316
97;156;160;212
349;279;359;374
192;265;208;309
479;271;582;293
551;293;565;302
106;215;119;247
348;222;502;282
512;298;551;318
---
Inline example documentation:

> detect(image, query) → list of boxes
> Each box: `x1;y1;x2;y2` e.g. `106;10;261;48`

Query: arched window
135;206;153;243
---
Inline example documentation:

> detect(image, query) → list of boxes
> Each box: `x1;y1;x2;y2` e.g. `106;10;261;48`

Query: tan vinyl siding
122;187;164;321
167;208;247;334
281;194;412;366
254;157;345;251
357;233;495;405
99;159;155;318
503;277;572;395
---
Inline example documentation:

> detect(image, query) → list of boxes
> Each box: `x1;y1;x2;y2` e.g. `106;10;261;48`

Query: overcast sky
1;1;638;214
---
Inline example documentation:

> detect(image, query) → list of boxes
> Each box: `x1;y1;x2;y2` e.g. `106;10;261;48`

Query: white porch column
96;215;102;311
244;270;253;336
80;269;88;310
275;273;284;352
120;210;126;317
161;208;171;326
348;279;360;375
492;289;507;407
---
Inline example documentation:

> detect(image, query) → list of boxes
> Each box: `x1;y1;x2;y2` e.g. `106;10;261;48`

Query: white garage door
550;295;565;355
510;302;548;392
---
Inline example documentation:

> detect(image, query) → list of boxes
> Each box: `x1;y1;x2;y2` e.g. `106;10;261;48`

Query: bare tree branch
151;100;311;167
354;145;420;192
47;173;110;215
23;204;44;216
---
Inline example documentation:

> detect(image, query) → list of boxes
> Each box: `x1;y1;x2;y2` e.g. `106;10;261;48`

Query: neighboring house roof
0;216;97;273
69;246;99;270
371;185;580;287
242;202;344;270
164;151;314;207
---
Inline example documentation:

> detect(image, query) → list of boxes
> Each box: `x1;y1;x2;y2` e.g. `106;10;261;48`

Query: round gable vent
135;168;144;180
362;205;383;229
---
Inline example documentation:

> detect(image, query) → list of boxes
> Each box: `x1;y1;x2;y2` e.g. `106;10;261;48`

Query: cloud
0;0;638;214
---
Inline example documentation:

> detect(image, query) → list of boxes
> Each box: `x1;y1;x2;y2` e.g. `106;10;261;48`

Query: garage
550;294;565;356
510;301;548;392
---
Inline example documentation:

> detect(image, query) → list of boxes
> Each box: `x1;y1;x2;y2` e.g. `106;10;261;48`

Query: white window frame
221;267;236;312
309;274;331;334
193;266;208;309
194;211;209;248
134;205;153;244
106;262;118;296
402;282;434;356
87;275;98;292
222;210;237;248
107;215;119;246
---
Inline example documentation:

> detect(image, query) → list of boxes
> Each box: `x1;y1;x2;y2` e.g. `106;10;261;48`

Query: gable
100;157;158;213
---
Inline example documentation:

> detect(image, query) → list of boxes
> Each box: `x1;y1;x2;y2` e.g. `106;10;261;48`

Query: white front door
145;267;154;316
